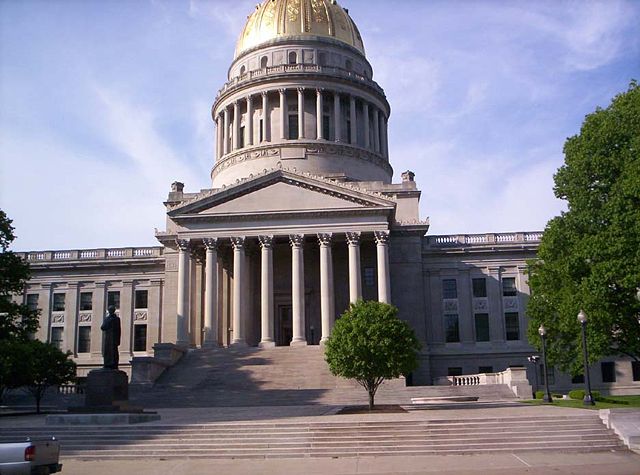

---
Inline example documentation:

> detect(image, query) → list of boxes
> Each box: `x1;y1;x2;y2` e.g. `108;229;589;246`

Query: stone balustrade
18;247;164;262
434;367;533;399
425;232;543;249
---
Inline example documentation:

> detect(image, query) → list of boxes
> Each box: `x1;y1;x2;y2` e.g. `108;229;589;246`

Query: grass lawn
524;395;640;410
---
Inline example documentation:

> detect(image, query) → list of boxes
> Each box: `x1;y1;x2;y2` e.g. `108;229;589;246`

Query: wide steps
1;415;624;459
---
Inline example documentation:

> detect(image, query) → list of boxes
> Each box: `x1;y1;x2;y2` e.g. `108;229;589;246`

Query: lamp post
577;310;595;406
538;324;553;403
527;355;540;396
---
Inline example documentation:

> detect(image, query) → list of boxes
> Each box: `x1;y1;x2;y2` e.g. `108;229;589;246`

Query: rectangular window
107;291;120;310
135;290;148;309
442;279;457;299
632;361;640;382
502;277;517;296
26;294;39;311
323;115;331;140
80;292;93;311
346;119;352;143
288;114;298;140
472;278;487;298
601;362;616;383
445;314;460;343
448;367;463;377
474;313;490;342
239;126;245;147
505;312;520;340
51;327;63;349
78;326;91;353
134;325;147;352
479;366;493;374
540;364;555;385
259;119;264;142
363;268;375;287
53;293;65;312
571;374;585;384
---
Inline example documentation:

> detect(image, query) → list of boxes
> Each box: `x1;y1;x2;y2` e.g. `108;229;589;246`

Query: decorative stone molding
346;232;361;246
289;234;305;248
134;310;148;321
503;297;519;311
258;235;274;248
443;300;458;313
473;299;488;312
79;312;92;323
317;233;333;246
52;312;65;324
374;230;390;244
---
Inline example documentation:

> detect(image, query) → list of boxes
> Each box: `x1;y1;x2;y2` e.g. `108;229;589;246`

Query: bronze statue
101;305;121;369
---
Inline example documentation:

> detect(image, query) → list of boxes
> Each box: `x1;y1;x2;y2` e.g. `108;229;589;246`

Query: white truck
0;437;62;475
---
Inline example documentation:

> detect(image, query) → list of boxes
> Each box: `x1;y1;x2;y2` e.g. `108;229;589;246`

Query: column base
202;341;220;349
320;337;329;346
259;340;276;349
290;339;308;347
231;340;248;348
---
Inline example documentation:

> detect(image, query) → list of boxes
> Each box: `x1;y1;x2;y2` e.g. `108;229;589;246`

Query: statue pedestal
85;369;128;408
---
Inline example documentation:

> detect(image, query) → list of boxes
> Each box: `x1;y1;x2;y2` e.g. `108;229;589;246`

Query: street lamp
527;355;540;396
538;324;553;403
577;310;595;406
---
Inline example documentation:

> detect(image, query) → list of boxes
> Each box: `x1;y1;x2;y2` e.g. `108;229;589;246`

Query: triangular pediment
168;169;395;218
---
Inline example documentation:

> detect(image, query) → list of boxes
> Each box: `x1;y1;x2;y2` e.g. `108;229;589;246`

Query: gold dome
235;0;365;59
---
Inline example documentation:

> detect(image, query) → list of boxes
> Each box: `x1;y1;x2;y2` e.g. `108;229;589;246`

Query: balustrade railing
18;247;163;262
427;232;542;248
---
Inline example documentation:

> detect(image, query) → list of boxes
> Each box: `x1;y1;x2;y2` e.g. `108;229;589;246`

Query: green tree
325;301;421;410
527;82;640;373
23;340;76;413
0;340;31;402
0;209;39;341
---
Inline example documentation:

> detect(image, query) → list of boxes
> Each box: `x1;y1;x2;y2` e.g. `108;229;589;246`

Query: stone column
373;107;380;153
64;282;79;355
333;92;341;142
215;116;222;159
381;115;389;157
318;233;335;343
231;237;247;346
363;101;370;149
279;88;287;140
290;234;307;346
233;101;241;150
316;89;324;139
223;108;230;155
375;231;391;304
297;88;305;139
246;96;254;146
259;236;275;348
346;232;362;303
91;282;106;359
120;280;133;355
176;239;191;347
262;91;270;142
203;238;219;347
349;96;357;145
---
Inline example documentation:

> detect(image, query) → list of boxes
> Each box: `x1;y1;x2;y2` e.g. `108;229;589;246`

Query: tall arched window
260;56;268;69
318;52;327;66
345;59;353;71
288;51;298;65
240;65;246;76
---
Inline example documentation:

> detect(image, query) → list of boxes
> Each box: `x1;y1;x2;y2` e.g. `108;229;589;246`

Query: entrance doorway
276;305;293;346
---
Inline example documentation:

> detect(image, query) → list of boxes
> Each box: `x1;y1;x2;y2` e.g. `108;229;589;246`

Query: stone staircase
130;346;516;408
0;414;624;459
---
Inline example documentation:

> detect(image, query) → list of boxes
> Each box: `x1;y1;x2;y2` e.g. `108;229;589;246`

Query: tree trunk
368;388;375;410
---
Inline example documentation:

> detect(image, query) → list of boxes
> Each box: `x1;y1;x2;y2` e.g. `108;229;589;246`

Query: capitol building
17;0;638;393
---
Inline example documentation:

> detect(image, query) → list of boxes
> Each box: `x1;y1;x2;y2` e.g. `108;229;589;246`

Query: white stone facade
16;0;640;394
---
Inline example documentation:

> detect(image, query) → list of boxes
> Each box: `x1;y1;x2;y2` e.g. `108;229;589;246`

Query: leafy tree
527;82;640;374
0;209;39;341
0;340;31;402
325;301;421;410
23;340;76;413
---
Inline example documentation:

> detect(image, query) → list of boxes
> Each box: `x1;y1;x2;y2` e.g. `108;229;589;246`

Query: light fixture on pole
577;310;595;406
538;324;553;403
527;355;540;397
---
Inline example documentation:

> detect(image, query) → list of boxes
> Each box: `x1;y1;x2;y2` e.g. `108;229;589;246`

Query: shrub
535;390;544;399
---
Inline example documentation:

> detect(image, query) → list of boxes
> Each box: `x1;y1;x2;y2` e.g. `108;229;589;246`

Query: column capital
346;232;361;246
203;238;219;251
289;234;305;248
297;87;305;94
95;282;106;289
317;233;333;247
231;237;246;250
176;239;190;251
259;235;274;249
316;88;324;94
261;90;269;98
334;91;341;98
278;88;287;95
374;231;390;244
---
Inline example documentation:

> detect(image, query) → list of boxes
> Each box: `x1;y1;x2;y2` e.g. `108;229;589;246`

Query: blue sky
1;0;638;251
